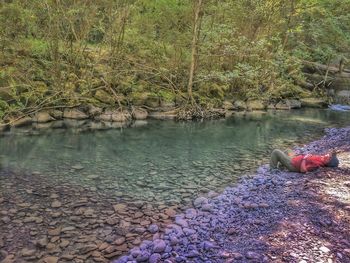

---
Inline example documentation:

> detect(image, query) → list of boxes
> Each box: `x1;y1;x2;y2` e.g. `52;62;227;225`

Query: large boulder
132;108;148;120
223;100;235;110
95;111;112;122
63;108;89;120
246;100;265;110
300;98;328;108
288;99;302;109
96;110;131;122
233;100;247;111
33;111;55;123
275;99;301;110
11;116;33;127
88;105;103;116
111;111;131;122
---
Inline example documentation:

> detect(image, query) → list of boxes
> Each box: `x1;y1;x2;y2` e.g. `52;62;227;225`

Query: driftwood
302;60;350;75
300;61;350;91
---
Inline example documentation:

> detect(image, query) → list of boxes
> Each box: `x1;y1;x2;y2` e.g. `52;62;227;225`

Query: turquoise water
1;109;350;206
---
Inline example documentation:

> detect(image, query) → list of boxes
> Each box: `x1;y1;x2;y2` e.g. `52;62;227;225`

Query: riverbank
115;126;350;263
0;97;329;134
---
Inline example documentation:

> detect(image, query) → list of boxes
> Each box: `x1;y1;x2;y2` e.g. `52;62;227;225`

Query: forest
0;0;349;121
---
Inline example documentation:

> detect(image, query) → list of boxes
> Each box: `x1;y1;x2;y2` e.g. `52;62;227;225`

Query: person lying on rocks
270;149;339;173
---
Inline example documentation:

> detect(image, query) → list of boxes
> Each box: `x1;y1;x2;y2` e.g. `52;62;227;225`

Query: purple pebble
149;253;161;263
136;251;150;262
148;224;159;234
153;239;167;253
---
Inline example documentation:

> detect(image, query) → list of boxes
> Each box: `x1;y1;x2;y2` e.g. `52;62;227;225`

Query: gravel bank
115;127;350;263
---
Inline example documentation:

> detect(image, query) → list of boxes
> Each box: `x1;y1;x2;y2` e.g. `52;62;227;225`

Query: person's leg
270;149;297;172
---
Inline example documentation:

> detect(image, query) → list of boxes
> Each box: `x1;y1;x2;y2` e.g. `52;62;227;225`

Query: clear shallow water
1;109;350;207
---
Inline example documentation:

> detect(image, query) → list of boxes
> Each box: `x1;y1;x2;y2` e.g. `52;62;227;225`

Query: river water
1;109;350;207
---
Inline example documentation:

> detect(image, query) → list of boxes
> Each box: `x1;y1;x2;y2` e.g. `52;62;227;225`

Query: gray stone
33;111;55;123
132;108;148;120
51;201;62;208
63;108;89;119
193;197;208;208
223;101;234;110
21;248;36;257
88;105;103;116
148;224;159;234
233;100;247;110
111;111;131;122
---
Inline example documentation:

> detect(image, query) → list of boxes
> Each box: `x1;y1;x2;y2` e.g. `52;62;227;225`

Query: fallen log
301;61;350;91
302;60;350;75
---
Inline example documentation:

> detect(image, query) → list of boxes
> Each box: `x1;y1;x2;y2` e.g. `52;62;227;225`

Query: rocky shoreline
0;97;328;133
114;126;350;263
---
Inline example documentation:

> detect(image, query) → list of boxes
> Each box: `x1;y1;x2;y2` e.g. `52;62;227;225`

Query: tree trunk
187;0;203;104
282;0;295;51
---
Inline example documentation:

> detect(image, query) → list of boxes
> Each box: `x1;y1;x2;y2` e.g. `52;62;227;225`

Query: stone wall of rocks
0;97;329;132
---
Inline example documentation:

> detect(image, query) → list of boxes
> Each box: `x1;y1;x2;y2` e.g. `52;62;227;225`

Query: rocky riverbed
0;168;183;263
1;124;350;263
114;126;350;263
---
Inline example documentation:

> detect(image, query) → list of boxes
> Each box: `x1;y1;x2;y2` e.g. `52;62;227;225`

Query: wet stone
114;237;126;246
47;228;61;236
51;201;62;208
21;248;36;257
148;224;159;234
42;256;59;263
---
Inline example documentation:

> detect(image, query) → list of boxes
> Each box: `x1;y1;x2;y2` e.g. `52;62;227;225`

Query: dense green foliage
0;0;349;118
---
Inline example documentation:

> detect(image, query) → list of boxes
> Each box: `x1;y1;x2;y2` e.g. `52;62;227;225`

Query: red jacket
291;154;331;173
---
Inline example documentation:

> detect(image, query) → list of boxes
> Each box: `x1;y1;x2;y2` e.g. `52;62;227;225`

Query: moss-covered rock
246;100;266;111
95;90;115;105
144;95;160;108
223;101;234;110
49;110;63;120
129;92;159;107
